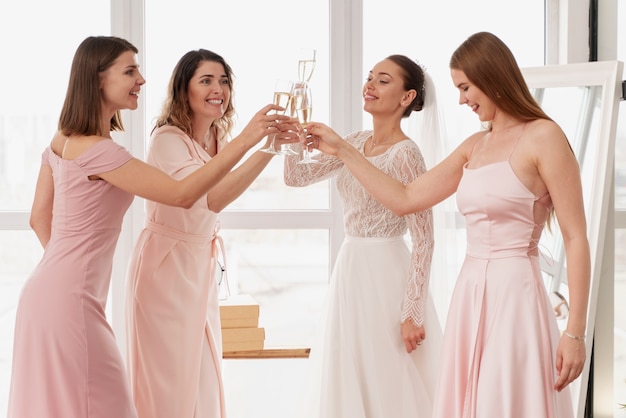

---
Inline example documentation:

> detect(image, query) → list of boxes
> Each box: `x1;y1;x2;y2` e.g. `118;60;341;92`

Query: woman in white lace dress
284;55;442;418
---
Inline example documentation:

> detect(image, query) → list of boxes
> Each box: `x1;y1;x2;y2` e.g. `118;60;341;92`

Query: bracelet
563;330;586;341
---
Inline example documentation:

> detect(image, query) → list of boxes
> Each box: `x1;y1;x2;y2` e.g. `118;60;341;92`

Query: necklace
192;127;214;153
370;134;406;147
190;137;211;160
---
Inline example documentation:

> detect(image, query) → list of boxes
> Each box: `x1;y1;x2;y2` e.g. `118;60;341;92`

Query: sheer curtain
403;75;458;322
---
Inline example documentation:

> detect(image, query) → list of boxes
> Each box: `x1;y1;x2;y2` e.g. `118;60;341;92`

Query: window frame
1;1;624;416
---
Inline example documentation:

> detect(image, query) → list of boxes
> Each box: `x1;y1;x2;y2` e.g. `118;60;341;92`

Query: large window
144;2;332;416
141;0;333;354
0;1;110;414
362;0;545;322
0;2;110;211
0;1;623;417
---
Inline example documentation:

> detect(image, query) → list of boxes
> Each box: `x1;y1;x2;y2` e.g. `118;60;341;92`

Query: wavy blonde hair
153;49;235;142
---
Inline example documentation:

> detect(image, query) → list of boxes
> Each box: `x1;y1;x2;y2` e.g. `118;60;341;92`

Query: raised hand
271;118;302;147
238;104;292;147
302;122;345;156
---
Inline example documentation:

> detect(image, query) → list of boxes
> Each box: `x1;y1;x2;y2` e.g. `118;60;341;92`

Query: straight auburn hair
59;36;138;136
449;31;551;125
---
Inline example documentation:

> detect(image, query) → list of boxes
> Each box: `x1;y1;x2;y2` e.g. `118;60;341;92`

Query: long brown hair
452;32;566;226
450;32;551;124
59;36;138;136
153;49;235;142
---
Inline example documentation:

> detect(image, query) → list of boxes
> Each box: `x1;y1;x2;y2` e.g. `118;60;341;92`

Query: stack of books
219;294;265;352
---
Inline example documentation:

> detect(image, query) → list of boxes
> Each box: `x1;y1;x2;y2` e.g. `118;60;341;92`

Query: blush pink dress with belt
8;140;137;418
126;125;226;418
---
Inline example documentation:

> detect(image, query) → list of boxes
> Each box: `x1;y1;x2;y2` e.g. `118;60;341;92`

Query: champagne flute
292;85;317;164
298;48;316;84
260;79;294;155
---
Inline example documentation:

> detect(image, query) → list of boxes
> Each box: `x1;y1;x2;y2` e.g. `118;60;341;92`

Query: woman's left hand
401;319;426;353
303;122;345;156
554;334;586;391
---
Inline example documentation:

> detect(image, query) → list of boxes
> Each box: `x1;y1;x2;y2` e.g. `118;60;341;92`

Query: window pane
223;358;309;418
145;0;330;211
144;4;331;418
363;0;545;147
0;1;110;211
219;228;328;418
0;232;45;413
0;1;110;412
217;157;329;210
219;229;329;348
363;0;546;319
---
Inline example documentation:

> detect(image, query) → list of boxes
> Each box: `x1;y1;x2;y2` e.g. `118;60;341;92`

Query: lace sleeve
391;144;434;327
283;132;363;186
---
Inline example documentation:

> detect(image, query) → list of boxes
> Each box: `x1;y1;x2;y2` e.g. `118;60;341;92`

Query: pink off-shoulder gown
126;125;226;418
8;140;137;418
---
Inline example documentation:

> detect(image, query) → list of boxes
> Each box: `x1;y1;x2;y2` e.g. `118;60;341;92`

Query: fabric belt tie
145;220;230;295
145;219;212;243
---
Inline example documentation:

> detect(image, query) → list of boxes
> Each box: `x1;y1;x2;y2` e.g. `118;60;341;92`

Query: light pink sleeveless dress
8;140;137;418
432;146;574;417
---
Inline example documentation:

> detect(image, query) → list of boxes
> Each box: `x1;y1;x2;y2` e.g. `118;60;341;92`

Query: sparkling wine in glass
292;85;317;164
260;79;294;155
297;48;316;84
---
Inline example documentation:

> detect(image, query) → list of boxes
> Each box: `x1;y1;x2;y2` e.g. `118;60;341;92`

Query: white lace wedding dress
284;130;442;418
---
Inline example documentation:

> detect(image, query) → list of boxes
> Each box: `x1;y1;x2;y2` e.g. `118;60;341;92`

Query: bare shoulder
456;130;488;160
525;119;571;158
465;129;489;142
525;119;569;149
430;130;488;175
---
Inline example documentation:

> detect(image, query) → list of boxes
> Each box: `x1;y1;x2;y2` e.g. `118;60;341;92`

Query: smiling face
187;60;231;123
451;68;498;122
362;59;413;119
99;50;145;114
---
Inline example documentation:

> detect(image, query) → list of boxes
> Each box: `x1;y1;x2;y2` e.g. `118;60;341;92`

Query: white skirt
298;236;442;418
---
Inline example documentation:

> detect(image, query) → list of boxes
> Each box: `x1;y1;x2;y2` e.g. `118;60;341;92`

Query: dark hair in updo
386;54;426;118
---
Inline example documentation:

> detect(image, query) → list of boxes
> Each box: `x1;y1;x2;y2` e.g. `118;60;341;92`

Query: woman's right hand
303;122;345;156
238;104;291;147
